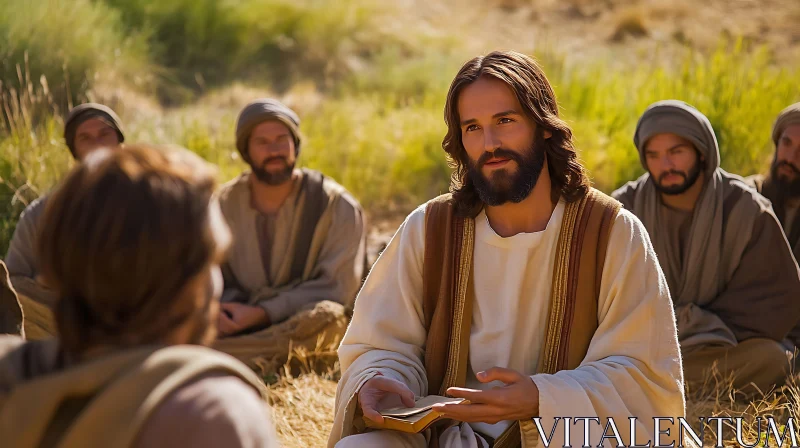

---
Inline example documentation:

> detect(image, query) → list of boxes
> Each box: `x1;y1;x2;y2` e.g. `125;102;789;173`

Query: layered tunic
216;169;366;322
613;101;800;350
329;199;685;447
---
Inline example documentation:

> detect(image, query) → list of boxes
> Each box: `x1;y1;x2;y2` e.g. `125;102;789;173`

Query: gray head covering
615;100;766;350
63;103;125;158
633;99;720;177
235;99;302;162
772;102;800;147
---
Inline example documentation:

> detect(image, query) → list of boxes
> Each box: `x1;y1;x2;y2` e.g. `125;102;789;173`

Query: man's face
644;133;704;195
248;120;296;186
74;118;121;160
772;124;800;197
458;76;546;206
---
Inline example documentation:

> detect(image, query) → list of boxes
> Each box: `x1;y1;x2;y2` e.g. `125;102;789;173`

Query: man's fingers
433;403;503;424
446;387;495;404
369;377;416;404
218;312;239;336
400;391;415;408
362;406;384;423
476;367;525;384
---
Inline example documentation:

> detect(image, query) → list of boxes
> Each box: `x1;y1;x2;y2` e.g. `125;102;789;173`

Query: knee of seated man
739;338;791;368
297;300;346;318
334;431;425;448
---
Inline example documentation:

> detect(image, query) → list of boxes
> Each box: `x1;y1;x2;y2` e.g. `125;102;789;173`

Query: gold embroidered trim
494;197;587;448
441;217;475;392
540;198;581;374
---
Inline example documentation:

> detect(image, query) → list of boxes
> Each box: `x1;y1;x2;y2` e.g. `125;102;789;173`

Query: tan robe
329;200;685;447
213;169;366;371
4;196;59;339
0;336;278;448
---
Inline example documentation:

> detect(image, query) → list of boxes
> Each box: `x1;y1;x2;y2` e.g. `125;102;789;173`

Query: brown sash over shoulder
290;169;330;281
422;189;621;448
0;340;268;448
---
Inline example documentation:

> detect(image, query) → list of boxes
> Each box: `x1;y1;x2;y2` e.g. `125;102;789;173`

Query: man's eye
499;117;513;124
465;124;479;132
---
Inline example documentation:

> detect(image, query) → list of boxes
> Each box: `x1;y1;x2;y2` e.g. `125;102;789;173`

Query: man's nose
483;128;501;153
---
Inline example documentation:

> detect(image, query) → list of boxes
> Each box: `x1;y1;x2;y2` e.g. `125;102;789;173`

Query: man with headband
4;103;125;339
213;98;366;373
613;100;800;394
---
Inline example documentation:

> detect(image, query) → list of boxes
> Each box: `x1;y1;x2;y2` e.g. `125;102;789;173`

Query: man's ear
544;130;552;139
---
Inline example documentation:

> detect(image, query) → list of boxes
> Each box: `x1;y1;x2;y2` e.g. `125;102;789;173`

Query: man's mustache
658;170;687;183
476;148;523;168
260;156;288;168
776;160;800;176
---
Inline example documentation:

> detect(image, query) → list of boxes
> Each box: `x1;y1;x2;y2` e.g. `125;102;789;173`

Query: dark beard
251;156;294;185
654;159;703;195
771;160;800;198
467;135;546;206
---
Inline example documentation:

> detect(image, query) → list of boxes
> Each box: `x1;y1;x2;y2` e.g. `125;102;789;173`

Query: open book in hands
363;395;469;433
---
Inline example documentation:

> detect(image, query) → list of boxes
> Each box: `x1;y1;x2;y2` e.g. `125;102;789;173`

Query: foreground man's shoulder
138;374;277;448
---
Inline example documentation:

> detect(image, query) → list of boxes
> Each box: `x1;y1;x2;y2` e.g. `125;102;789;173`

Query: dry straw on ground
267;345;800;447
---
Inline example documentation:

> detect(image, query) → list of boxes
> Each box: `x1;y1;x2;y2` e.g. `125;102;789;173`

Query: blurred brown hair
38;144;230;356
442;50;590;217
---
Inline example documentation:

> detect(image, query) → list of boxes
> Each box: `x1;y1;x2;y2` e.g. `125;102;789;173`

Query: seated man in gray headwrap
212;98;367;374
4;103;125;339
612;100;800;394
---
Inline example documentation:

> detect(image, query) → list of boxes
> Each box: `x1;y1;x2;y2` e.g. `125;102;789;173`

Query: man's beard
653;160;703;195
771;160;800;197
467;135;546;207
251;156;294;185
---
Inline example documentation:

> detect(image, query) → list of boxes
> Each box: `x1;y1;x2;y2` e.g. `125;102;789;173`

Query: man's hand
217;302;271;337
432;367;539;424
358;375;416;423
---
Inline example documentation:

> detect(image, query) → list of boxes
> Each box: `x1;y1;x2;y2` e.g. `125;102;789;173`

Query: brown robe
613;101;800;348
615;171;800;346
748;174;800;264
0;337;276;448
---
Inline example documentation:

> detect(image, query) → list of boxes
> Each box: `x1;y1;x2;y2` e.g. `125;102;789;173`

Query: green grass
559;40;800;192
1;0;798;257
0;0;150;111
101;0;404;102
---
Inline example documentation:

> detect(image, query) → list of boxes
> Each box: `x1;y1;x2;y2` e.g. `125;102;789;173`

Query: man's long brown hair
38;144;229;357
442;51;590;217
